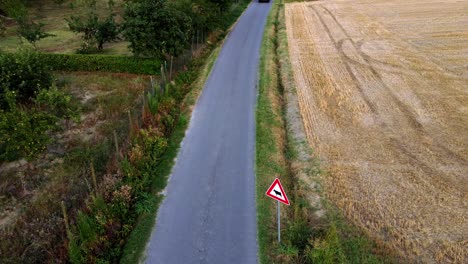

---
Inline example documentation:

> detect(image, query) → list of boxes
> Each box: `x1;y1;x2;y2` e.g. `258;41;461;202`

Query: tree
67;0;120;52
0;0;54;47
123;0;192;58
172;0;220;34
208;0;231;12
67;13;119;52
0;18;5;38
18;19;55;48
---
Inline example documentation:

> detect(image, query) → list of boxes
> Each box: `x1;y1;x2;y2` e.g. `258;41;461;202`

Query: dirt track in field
285;0;467;262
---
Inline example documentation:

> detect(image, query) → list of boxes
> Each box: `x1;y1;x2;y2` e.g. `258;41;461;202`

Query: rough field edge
257;0;397;262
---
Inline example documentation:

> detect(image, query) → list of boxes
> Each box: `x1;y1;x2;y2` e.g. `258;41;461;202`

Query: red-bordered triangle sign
265;178;290;205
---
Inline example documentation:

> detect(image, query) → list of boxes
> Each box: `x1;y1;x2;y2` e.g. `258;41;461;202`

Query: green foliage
36;53;160;75
69;235;85;264
71;201;109;264
286;218;312;250
65;141;112;173
0;18;5;38
0;51;58;161
0;50;81;161
304;222;382;264
207;0;231;12
219;0;250;29
0;104;58;161
18;20;55;48
35;86;80;122
76;211;99;248
172;0;220;33
140;129;168;161
135;192;156;215
146;91;158;115
1;0;54;47
67;4;120;53
0;50;53;107
0;0;28;21
123;0;192;57
306;224;346;264
0;86;80;162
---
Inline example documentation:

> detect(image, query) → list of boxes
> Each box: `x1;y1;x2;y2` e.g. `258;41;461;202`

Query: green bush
306;224;346;264
286;218;312;250
36;53;160;75
0;50;53;107
0;50;68;161
0;86;79;162
0;105;58;161
35;86;80;122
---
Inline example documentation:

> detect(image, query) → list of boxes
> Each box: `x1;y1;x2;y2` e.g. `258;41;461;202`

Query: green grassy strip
256;1;285;263
37;53;161;75
119;2;251;263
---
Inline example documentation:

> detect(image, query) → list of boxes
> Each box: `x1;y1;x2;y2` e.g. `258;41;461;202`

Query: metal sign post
277;200;281;243
265;178;290;244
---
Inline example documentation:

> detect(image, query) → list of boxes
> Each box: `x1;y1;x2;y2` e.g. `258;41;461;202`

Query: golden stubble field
285;0;467;262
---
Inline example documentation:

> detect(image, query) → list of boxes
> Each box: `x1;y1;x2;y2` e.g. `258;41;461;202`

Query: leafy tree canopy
67;0;120;52
123;0;192;58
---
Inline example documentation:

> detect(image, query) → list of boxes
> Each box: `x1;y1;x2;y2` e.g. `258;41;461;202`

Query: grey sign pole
277;200;281;243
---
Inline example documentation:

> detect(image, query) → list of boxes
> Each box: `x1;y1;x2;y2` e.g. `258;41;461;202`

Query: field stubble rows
285;0;467;263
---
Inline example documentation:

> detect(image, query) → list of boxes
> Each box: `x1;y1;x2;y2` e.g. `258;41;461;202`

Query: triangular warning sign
265;178;290;205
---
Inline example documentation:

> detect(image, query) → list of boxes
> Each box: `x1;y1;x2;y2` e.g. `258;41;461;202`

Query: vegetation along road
145;2;272;263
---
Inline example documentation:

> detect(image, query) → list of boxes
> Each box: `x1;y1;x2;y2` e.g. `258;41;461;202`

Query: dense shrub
36;53;161;75
0;50;53;108
0;104;57;161
35;86;80;122
0;50;80;161
0;86;79;162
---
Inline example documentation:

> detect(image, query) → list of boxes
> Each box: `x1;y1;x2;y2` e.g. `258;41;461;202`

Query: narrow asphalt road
145;1;271;263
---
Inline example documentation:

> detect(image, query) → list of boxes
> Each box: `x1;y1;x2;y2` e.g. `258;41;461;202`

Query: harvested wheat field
285;0;467;263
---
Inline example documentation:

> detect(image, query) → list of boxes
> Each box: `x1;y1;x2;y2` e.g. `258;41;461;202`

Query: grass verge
256;0;395;263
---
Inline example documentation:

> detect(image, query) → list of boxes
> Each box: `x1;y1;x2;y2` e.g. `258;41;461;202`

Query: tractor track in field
286;1;468;262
